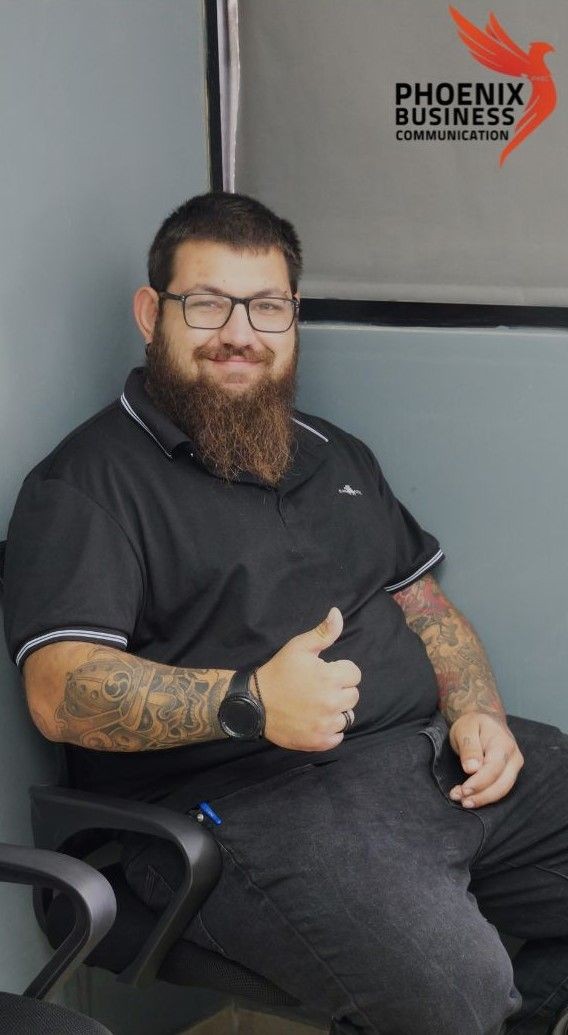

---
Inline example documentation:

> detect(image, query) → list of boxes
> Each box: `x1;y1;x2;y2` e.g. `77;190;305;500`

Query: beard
145;319;298;486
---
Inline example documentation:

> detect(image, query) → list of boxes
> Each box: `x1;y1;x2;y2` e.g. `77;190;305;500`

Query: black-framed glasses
159;291;299;333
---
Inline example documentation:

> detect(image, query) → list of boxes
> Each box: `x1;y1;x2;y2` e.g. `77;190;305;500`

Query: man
3;193;568;1035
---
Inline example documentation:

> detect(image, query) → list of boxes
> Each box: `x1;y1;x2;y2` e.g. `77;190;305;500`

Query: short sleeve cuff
384;548;445;593
15;627;129;670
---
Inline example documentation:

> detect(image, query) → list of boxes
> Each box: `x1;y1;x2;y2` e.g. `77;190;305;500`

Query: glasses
159;291;299;333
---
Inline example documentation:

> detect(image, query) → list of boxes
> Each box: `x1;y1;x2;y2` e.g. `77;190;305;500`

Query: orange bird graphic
449;6;556;166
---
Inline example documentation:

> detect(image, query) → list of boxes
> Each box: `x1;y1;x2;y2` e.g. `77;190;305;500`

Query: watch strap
226;667;254;700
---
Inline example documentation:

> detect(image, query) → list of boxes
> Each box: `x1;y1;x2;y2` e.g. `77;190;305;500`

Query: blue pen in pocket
198;801;222;825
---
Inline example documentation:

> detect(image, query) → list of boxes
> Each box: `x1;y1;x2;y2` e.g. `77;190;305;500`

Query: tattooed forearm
394;574;505;725
54;647;231;751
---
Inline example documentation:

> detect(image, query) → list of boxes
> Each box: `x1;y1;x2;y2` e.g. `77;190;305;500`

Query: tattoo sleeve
394;574;505;725
54;647;230;751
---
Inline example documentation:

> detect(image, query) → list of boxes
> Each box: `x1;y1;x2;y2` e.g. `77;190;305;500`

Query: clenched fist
257;608;361;751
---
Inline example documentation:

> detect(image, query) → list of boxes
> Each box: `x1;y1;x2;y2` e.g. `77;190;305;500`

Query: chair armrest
0;842;116;1000
30;784;222;988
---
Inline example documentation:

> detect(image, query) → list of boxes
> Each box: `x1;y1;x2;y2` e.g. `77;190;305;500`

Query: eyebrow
185;283;291;298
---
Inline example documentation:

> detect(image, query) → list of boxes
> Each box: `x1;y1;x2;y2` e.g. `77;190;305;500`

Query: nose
218;300;258;346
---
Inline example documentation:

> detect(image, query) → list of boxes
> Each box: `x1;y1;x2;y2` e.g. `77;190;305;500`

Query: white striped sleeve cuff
384;548;445;594
15;628;129;669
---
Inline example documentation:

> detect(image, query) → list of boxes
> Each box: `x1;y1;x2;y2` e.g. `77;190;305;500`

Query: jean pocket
196;762;319;822
188;908;227;957
419;716;464;805
192;763;329;856
122;835;184;912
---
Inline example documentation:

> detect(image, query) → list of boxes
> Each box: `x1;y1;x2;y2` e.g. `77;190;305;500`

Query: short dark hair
148;192;303;293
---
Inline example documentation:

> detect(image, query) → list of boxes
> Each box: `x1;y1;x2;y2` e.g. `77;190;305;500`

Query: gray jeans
123;714;568;1035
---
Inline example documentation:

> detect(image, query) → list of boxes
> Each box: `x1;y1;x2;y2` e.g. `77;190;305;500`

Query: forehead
170;240;290;292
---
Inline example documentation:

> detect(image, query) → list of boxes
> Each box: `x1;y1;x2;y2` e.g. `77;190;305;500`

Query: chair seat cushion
46;863;301;1009
0;991;111;1034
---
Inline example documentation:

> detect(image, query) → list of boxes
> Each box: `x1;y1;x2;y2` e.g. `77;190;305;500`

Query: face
138;241;298;395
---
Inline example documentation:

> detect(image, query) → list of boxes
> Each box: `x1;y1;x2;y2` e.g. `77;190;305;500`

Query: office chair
0;840;116;1034
552;1011;568;1035
30;781;320;1023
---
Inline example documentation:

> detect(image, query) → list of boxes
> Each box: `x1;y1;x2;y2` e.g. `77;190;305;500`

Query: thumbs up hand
257;608;361;751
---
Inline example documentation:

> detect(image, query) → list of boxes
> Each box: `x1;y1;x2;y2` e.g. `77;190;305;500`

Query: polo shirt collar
120;366;329;487
121;367;192;459
278;415;329;494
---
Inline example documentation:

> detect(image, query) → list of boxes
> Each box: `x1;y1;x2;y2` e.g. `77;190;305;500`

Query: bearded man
4;193;568;1035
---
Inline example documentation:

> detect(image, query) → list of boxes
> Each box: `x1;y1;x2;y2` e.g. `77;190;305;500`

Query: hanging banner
235;1;568;306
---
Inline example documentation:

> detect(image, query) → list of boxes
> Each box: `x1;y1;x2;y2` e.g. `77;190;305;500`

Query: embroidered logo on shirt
338;485;363;496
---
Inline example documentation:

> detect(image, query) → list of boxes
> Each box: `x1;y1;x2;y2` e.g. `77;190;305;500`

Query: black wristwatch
218;668;265;740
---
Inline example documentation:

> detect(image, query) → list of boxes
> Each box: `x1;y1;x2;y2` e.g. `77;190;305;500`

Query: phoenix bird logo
449;6;556;165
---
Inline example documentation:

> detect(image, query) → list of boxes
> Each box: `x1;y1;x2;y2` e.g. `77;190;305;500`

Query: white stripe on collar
120;394;173;459
293;418;329;443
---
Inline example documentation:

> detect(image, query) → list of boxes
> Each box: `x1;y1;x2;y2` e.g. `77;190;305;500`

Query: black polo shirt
4;367;443;802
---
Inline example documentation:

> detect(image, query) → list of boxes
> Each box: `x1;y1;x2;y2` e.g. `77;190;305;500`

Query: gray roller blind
234;0;568;305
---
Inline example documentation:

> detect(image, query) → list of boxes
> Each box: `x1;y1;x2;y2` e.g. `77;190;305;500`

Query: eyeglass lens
183;295;295;331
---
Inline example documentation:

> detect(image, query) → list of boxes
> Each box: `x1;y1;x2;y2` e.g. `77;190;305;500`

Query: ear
133;286;160;342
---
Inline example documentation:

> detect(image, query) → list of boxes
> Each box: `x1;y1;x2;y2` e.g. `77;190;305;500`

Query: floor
185;1005;325;1034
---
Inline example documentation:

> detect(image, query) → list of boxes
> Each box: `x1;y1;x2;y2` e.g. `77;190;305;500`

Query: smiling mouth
208;355;262;363
197;347;267;365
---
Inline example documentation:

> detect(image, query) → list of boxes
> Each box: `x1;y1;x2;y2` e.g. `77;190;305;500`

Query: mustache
193;343;272;364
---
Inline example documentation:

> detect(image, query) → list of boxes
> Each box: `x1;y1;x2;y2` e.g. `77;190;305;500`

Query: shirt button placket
276;493;287;525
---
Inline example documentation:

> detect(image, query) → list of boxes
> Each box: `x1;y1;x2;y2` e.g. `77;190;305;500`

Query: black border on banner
205;0;224;191
203;0;567;330
300;300;568;329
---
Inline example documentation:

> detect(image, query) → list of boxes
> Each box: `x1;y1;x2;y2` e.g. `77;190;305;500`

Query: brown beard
145;320;298;486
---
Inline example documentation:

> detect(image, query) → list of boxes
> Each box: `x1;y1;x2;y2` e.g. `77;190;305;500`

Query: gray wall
0;0;221;1029
298;323;568;729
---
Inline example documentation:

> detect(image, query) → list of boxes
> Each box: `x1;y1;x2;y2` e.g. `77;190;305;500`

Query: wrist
217;667;266;740
250;667;264;706
447;708;507;729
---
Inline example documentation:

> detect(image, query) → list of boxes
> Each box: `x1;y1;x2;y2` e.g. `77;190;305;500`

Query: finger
451;746;523;806
322;731;345;750
324;685;359;711
327;659;362;687
298;731;345;752
458;734;522;795
449;755;504;800
341;686;360;710
450;723;483;776
450;736;510;795
459;757;522;808
314;722;347;748
297;607;343;656
335;709;355;734
344;708;355;729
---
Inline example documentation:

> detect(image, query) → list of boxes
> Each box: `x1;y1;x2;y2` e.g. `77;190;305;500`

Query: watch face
219;695;262;739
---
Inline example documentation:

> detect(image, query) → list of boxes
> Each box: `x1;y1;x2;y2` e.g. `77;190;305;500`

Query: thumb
296;607;344;656
450;717;483;775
